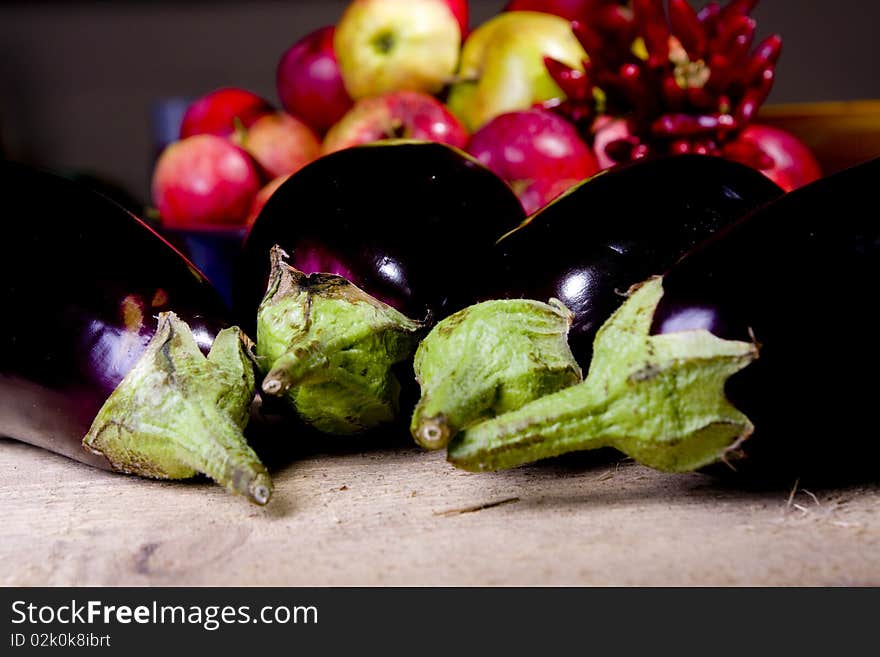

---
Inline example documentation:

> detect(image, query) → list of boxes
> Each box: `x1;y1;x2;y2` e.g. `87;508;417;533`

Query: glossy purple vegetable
652;156;880;481
0;161;271;504
235;141;526;435
236;141;526;329
408;154;782;449
487;154;784;363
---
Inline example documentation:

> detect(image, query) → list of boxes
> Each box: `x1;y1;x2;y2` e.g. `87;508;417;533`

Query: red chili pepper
633;0;670;67
737;67;775;123
572;21;604;61
687;86;719;112
706;53;733;94
671;139;693;154
631;143;651;159
541;0;783;164
712;14;754;56
544;56;590;101
722;17;756;64
662;73;687;110
597;3;636;36
652;112;734;138
598;78;633;112
696;2;721;30
718;0;760;25
742;34;783;86
619;62;642;87
669;0;707;59
605;138;638;163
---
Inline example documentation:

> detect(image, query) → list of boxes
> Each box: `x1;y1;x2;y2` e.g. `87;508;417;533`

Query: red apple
504;0;594;21
322;90;469;154
446;0;470;36
246;174;291;227
235;111;321;179
467;108;598;214
276;27;353;134
179;87;274;139
152;135;262;228
724;124;822;192
517;175;588;216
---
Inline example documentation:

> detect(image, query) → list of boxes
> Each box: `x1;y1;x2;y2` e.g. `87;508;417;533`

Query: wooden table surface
1;432;877;586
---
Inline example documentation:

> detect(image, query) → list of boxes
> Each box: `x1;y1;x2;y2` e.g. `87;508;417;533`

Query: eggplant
238;141;526;328
443;157;880;484
411;295;585;449
488;154;784;361
651;155;880;481
236;141;526;434
411;155;783;448
64;170;146;219
0;161;271;504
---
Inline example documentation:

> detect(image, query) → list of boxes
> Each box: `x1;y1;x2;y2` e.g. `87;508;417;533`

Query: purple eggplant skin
0;160;229;467
235;141;526;333
652;157;880;483
485;155;784;364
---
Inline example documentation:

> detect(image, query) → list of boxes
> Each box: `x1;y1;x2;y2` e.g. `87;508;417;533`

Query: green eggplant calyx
83;312;271;506
411;297;583;450
256;245;424;435
447;277;759;473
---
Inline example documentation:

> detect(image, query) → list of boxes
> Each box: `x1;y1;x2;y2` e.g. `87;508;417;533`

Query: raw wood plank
1;437;877;586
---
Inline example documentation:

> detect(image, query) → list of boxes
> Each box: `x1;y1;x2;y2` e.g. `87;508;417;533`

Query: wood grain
1;436;877;586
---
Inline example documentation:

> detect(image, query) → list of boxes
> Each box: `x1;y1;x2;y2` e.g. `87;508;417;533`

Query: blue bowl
160;226;247;309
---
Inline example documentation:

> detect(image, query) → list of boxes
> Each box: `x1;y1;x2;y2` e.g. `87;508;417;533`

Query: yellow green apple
447;11;587;132
334;0;462;100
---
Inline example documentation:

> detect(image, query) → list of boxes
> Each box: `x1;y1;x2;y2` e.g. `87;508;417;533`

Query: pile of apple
152;0;821;230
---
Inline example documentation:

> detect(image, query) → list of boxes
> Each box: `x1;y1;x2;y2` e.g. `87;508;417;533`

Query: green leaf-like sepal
411;298;582;449
448;277;759;473
83;312;271;505
256;246;424;434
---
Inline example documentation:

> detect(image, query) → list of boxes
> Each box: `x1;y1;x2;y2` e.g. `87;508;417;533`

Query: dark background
2;0;878;202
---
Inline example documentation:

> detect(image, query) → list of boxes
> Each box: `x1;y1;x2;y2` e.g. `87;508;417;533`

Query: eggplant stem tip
417;418;451;450
250;483;272;506
262;378;283;395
